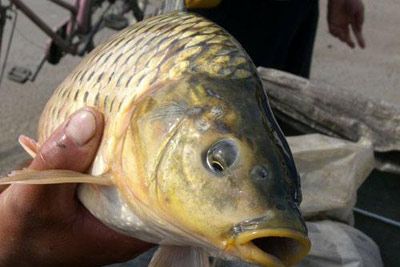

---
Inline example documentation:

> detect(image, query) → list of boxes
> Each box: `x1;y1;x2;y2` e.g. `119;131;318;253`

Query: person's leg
193;0;295;69
191;0;319;78
284;0;319;78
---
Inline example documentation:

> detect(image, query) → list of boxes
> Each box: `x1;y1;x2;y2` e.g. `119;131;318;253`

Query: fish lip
230;228;311;267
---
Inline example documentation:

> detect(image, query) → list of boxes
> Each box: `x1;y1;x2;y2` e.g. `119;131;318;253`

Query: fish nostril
252;237;302;265
251;165;269;182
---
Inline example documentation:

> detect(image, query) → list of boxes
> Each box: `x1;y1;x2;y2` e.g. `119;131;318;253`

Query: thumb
5;108;104;206
30;107;104;172
1;108;103;222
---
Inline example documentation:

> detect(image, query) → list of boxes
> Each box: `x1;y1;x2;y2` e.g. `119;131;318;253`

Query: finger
351;23;365;48
30;107;104;172
330;25;355;48
341;24;355;48
4;108;104;209
352;10;366;48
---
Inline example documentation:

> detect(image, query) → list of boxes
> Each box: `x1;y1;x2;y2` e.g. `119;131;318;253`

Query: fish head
123;74;310;266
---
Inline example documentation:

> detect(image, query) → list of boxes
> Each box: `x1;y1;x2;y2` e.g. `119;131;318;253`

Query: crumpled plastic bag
288;134;375;224
297;221;383;267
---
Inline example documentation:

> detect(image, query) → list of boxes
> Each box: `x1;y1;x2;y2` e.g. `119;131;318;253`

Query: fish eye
206;139;238;175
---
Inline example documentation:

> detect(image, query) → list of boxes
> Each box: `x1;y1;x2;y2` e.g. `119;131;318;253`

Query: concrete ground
0;1;113;174
0;0;399;266
312;0;400;106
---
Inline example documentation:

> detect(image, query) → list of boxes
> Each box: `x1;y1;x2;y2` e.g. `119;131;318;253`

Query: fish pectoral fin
0;169;113;186
18;135;39;158
149;245;209;267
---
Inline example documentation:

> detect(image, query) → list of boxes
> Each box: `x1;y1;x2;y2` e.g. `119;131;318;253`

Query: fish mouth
232;228;311;267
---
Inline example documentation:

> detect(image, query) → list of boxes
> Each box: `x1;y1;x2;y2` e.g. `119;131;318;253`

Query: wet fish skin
38;13;249;141
33;12;310;266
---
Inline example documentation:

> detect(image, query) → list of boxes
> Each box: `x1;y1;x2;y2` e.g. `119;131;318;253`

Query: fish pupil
206;139;238;176
211;160;225;173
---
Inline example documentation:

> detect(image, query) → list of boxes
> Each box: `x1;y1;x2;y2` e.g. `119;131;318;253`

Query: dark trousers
192;0;319;78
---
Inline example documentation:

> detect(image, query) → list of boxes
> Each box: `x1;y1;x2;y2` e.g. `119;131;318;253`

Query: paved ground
313;0;400;106
0;0;399;265
0;1;113;173
0;1;74;172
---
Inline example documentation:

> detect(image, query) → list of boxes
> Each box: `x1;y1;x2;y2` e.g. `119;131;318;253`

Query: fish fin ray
149;245;209;267
0;169;112;185
18;135;39;158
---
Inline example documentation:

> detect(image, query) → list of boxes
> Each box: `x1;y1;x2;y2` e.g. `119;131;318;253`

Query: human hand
0;108;152;267
327;0;366;48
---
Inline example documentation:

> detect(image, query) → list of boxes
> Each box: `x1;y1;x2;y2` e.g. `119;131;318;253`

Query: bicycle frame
10;0;95;55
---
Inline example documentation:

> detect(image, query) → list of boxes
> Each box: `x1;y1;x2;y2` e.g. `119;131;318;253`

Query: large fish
1;12;310;267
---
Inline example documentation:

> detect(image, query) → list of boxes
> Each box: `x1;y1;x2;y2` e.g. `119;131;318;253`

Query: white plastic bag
288;134;375;224
298;221;383;267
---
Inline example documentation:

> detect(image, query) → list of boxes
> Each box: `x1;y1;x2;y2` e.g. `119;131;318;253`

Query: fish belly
78;184;164;243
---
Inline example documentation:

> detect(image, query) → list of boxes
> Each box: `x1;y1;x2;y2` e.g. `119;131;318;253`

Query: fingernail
65;110;96;146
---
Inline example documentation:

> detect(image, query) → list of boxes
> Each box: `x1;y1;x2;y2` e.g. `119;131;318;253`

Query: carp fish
1;12;310;267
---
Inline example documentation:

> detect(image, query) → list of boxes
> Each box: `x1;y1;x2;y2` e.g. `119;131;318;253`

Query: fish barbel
2;12;310;267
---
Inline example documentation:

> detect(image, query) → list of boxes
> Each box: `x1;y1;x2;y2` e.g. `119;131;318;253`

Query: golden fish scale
38;12;254;144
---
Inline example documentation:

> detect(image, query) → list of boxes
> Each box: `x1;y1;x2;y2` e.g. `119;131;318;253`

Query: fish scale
38;12;252;144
